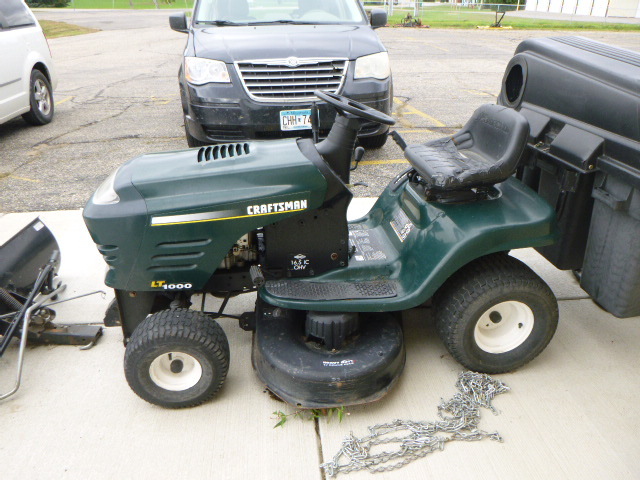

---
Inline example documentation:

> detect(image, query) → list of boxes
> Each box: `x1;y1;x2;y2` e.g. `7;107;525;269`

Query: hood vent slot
157;239;211;249
198;143;251;163
97;244;119;265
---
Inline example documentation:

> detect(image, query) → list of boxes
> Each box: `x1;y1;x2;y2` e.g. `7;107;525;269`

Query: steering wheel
315;90;396;126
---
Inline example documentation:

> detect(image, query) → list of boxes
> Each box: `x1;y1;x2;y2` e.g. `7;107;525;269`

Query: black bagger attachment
499;37;640;317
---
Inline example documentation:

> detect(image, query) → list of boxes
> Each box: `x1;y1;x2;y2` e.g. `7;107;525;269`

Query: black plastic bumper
181;68;392;143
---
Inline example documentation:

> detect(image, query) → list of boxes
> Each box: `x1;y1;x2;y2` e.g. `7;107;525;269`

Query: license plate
280;109;312;131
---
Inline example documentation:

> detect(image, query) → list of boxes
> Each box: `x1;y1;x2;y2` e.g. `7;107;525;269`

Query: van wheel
358;133;388;149
124;308;230;408
22;70;54;126
184;116;209;147
434;253;558;374
186;131;208;147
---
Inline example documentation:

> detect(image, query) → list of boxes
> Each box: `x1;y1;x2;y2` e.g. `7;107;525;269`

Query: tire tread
434;253;558;373
124;308;230;408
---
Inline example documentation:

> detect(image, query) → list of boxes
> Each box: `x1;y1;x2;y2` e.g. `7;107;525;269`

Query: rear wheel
124;308;230;408
434;253;558;373
22;70;54;126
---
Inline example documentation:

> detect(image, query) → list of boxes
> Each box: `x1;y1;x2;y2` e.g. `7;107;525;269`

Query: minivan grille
236;58;348;102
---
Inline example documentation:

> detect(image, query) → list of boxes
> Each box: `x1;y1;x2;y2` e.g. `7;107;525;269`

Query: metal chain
320;372;510;477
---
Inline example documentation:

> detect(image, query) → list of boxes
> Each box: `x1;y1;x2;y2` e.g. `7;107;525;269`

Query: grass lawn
387;6;640;30
65;0;194;8
40;19;100;38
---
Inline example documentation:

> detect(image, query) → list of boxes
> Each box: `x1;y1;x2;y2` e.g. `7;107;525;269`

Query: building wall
561;0;579;13
592;0;610;15
608;0;640;16
575;0;593;15
525;0;640;17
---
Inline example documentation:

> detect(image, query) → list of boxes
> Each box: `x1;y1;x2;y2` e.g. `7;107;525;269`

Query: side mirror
370;9;387;29
170;12;189;33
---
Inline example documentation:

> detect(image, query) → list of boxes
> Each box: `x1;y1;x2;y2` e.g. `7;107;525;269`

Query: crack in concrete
34;104;134;148
314;417;326;480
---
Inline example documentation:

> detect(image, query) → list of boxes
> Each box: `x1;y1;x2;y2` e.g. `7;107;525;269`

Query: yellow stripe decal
152;208;307;227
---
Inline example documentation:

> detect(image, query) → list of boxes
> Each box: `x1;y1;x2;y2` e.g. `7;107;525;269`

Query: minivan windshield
194;0;366;25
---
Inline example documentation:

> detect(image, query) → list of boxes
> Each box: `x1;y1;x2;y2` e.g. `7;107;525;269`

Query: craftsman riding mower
84;89;559;409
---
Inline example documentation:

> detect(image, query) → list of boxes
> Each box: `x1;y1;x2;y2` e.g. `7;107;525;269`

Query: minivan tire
23;69;54;126
359;133;388;149
184;116;209;147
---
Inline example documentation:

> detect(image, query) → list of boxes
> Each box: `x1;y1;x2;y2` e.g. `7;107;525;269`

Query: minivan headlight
93;169;120;205
354;52;391;80
185;57;231;85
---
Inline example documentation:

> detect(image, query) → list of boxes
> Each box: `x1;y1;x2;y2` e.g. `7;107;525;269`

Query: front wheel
22;70;54;126
124;309;230;408
434;253;558;374
184;115;209;147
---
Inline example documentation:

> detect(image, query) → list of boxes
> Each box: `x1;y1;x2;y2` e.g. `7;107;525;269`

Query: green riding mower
84;37;640;409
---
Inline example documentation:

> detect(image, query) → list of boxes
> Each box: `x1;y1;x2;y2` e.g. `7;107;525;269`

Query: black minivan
170;0;393;148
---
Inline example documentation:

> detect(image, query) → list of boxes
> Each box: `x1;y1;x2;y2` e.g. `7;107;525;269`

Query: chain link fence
364;1;526;27
364;1;525;15
67;0;194;8
364;1;640;20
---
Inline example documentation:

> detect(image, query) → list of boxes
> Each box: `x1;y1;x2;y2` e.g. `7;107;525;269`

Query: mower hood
84;139;328;291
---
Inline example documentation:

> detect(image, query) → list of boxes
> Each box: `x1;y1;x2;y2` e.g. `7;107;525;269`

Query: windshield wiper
196;20;247;26
246;20;316;25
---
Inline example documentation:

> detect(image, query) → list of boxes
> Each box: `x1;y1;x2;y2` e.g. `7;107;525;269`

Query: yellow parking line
151;96;174;105
395;129;435;133
55;96;74;106
359;159;408;166
430;44;449;53
463;89;496;97
8;175;41;183
393;98;446;127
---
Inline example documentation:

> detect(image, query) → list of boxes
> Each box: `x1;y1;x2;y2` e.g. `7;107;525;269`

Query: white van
0;0;57;126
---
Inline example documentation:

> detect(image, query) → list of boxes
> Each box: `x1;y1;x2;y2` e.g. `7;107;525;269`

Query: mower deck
252;309;405;408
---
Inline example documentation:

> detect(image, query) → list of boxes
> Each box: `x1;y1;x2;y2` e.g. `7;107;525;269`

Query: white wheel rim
149;352;203;391
34;79;51;116
474;301;535;354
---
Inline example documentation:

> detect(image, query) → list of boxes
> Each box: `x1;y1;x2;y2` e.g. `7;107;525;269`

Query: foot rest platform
264;279;398;301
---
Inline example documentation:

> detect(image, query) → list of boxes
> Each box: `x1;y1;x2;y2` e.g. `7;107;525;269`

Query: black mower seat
404;104;529;190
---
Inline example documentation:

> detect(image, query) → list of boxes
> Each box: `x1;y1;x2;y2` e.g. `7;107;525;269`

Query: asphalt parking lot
0;10;638;212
